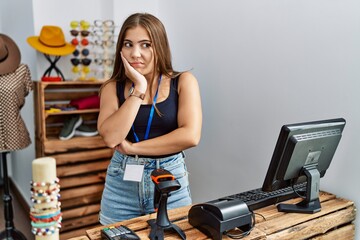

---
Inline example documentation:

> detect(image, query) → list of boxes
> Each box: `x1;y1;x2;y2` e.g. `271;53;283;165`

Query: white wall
161;0;360;238
1;0;359;238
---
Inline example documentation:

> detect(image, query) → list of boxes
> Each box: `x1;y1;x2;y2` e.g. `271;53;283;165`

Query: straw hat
27;25;75;56
0;34;21;75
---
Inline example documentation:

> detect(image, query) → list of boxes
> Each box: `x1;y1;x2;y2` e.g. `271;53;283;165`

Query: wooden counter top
84;191;356;239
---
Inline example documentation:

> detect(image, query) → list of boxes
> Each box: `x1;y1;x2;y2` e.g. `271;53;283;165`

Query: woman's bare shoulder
178;71;198;86
178;71;198;84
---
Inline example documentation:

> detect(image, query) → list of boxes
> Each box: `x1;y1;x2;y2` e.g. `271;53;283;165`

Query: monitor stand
277;165;321;214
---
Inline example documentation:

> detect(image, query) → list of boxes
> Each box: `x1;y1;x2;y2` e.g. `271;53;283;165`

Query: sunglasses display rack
70;20;92;81
90;19;116;81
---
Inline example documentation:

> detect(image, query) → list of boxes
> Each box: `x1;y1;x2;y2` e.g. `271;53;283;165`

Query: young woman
97;13;202;224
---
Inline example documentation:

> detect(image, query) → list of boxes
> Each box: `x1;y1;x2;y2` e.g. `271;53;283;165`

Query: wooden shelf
43;135;107;154
39;80;103;87
33;80;110;234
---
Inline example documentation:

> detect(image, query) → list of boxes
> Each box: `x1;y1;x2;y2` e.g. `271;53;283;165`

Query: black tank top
116;76;180;143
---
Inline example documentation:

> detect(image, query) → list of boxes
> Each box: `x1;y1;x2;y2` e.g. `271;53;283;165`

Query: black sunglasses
70;58;92;66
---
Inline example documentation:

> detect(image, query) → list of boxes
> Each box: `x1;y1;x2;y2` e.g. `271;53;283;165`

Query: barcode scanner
151;168;175;184
151;169;178;211
148;169;185;240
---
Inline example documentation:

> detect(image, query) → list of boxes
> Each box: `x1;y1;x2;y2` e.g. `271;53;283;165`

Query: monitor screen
261;118;346;213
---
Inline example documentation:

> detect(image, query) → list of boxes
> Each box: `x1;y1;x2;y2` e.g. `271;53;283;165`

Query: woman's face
121;26;155;78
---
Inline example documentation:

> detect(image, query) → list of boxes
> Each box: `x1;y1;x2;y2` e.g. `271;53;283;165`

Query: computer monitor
261;118;346;213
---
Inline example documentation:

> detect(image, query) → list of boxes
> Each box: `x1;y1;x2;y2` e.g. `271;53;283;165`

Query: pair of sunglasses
94;58;114;66
91;35;115;46
72;66;90;74
92;39;115;48
92;29;114;36
70;30;90;37
73;48;90;57
70;20;90;30
71;38;89;46
94;20;114;28
92;66;113;76
70;58;92;66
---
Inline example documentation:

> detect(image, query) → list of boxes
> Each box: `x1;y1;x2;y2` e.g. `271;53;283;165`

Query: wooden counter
84;191;356;239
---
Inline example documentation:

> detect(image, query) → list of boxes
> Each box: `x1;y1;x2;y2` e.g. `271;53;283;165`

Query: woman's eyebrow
124;38;151;43
139;39;151;43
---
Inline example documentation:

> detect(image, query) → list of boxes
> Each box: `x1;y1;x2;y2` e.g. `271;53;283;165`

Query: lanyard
132;74;162;142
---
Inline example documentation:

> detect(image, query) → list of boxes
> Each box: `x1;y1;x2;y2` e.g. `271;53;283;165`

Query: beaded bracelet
30;194;60;204
31;188;60;198
30;213;62;223
29;210;62;222
30;209;61;218
32;226;61;236
30;203;61;214
31;218;62;228
30;185;60;196
30;178;60;187
31;190;60;197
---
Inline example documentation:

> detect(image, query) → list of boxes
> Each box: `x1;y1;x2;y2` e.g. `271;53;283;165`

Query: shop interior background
1;0;359;238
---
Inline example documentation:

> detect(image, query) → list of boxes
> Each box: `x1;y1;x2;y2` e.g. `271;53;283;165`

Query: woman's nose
130;46;141;58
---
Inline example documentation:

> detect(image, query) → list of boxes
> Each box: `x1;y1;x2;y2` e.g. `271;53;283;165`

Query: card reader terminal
101;225;140;240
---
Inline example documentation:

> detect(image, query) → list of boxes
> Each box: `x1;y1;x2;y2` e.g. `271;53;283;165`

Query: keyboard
208;182;307;211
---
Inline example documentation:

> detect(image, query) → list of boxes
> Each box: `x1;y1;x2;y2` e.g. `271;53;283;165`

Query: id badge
123;162;144;182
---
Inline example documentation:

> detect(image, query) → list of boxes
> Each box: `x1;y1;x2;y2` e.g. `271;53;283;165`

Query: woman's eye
123;42;132;48
142;43;151;48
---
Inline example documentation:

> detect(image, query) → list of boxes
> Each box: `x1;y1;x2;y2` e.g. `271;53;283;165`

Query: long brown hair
101;13;179;102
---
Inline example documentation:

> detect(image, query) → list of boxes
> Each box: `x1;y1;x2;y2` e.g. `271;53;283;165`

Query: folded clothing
70;95;100;110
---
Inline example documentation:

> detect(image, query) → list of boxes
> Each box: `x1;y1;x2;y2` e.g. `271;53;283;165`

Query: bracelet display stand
30;157;61;240
0;152;27;240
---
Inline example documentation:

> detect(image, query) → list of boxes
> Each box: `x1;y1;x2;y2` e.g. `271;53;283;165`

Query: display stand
0;152;27;240
277;165;321;214
42;54;64;81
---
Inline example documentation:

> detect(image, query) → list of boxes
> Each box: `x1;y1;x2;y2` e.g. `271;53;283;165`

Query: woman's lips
130;62;143;68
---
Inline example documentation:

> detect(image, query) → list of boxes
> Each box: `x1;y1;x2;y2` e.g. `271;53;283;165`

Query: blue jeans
99;151;192;225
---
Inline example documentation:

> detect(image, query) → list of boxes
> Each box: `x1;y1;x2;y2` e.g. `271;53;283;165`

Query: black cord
254;212;266;221
292;182;306;199
225;211;255;239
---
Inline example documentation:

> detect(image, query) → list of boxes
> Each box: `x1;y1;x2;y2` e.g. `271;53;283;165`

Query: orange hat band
38;38;66;48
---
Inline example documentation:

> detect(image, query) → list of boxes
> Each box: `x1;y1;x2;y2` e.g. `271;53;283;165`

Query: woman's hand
114;139;133;155
121;52;147;92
